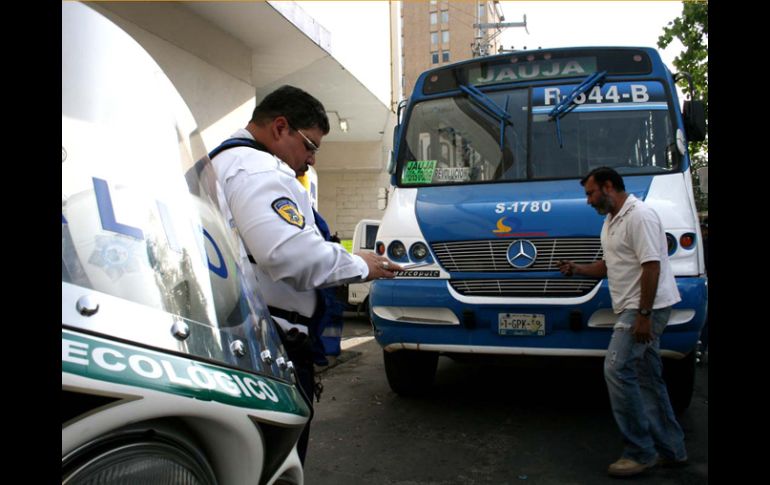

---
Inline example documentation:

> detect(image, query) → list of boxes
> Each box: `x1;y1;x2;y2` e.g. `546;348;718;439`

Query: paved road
305;317;708;484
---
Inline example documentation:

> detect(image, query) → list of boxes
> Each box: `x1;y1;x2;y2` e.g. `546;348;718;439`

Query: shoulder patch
271;197;305;229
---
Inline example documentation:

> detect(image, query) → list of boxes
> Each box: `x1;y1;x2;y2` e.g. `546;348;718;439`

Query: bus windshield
398;80;678;186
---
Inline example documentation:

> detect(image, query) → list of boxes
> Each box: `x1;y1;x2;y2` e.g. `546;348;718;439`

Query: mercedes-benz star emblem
506;240;537;269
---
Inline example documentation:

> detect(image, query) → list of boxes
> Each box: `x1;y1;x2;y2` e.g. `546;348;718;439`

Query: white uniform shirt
211;129;369;333
601;194;681;314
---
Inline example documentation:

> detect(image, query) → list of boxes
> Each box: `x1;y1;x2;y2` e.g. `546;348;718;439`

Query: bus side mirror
388;123;400;175
387;150;396;175
683;100;706;142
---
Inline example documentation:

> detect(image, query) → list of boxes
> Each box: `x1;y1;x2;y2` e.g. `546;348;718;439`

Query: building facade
84;1;398;241
401;1;505;97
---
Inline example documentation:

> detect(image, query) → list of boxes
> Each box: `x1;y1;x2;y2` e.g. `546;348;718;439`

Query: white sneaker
607;457;656;477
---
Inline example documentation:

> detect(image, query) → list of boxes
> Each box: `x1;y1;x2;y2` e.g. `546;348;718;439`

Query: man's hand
557;259;607;279
558;260;578;277
358;252;403;281
632;315;653;344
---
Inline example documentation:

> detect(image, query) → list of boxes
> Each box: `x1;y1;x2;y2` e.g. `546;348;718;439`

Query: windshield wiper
548;70;607;148
459;84;512;150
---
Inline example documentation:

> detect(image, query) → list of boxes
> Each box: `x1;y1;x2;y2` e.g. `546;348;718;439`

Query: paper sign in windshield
434;167;471;182
402;160;437;184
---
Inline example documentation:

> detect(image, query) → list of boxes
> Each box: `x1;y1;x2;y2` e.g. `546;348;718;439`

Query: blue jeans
604;307;687;463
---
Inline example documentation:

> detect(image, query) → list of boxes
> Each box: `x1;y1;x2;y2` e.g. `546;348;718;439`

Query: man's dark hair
580;166;625;192
251;85;330;134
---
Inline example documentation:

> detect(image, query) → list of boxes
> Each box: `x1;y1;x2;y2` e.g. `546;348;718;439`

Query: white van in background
348;219;380;312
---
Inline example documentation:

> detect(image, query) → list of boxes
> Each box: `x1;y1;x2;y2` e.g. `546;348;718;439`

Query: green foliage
658;1;708;211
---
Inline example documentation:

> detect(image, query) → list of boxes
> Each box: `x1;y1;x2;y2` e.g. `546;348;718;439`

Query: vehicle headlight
388;241;406;259
666;233;677;256
63;435;216;485
410;242;428;260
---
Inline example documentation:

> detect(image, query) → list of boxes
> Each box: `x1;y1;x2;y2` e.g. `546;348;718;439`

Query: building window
442;51;450;63
431;32;438;45
441;10;449;23
432;52;439;64
442;30;450;43
430;12;437;25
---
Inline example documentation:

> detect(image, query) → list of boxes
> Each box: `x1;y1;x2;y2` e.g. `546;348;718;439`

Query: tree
658;1;708;212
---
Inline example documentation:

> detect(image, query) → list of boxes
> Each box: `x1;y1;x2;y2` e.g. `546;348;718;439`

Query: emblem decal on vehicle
395;270;440;278
493;217;512;234
506;240;537;269
272;197;305;229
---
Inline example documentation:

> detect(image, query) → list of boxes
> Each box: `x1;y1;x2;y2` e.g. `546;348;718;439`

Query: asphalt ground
305;316;708;484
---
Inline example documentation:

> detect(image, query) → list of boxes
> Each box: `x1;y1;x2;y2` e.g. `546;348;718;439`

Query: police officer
209;85;400;464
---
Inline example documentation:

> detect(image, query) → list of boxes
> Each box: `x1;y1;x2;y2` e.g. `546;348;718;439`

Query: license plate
498;313;545;336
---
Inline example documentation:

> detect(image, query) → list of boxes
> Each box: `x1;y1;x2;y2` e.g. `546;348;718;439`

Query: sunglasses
289;124;320;154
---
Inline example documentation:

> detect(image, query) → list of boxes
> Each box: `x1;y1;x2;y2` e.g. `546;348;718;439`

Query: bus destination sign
469;57;597;86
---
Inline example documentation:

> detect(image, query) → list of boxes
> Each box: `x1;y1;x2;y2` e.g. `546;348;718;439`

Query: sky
497;2;685;65
294;1;689;106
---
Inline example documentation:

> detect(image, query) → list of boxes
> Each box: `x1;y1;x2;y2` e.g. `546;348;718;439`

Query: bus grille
451;278;600;297
432;238;603;273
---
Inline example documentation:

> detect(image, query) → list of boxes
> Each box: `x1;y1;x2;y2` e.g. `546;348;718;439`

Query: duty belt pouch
274;321;313;366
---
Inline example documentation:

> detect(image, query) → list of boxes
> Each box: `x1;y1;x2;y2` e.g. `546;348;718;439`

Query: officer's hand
358;252;402;281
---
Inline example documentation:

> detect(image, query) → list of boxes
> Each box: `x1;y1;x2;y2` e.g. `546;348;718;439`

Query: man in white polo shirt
558;167;687;477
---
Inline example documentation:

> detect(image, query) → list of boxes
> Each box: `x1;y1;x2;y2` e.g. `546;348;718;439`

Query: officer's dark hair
251;85;330;134
580;166;625;192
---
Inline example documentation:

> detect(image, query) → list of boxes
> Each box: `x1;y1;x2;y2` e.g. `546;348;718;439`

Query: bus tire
383;349;438;396
662;350;696;414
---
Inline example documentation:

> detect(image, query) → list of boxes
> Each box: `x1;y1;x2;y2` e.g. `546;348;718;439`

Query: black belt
268;306;313;326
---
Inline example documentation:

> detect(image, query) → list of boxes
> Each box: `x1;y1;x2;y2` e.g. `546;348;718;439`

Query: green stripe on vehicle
62;330;310;417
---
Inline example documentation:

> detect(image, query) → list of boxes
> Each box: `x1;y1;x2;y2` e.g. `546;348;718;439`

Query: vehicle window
364;225;378;250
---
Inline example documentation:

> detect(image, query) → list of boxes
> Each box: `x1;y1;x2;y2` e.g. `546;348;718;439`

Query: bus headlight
666;233;677;256
410;242;429;260
388;241;407;260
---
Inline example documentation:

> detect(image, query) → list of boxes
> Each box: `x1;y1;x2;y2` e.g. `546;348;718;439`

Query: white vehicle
62;3;309;483
347;219;380;312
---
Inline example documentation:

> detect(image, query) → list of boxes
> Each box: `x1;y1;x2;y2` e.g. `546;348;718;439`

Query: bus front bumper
370;277;707;358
